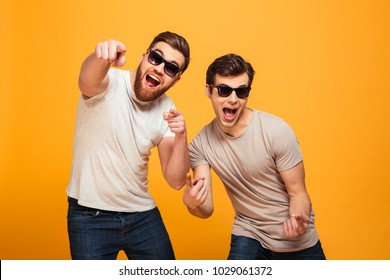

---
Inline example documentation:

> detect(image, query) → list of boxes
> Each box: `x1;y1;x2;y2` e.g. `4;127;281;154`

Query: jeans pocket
67;201;101;220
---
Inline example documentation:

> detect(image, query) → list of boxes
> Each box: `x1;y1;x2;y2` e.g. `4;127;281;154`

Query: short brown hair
206;53;255;86
147;31;190;74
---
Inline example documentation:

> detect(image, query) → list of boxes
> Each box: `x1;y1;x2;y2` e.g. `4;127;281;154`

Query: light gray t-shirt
190;109;319;252
66;69;175;212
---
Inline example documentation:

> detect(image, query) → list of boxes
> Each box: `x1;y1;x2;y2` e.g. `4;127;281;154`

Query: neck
221;108;252;137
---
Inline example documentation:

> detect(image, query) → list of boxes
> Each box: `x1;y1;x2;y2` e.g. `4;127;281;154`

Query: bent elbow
201;209;214;219
169;179;186;191
191;206;214;219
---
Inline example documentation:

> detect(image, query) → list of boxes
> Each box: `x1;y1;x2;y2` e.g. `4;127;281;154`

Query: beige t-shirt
190;109;319;252
66;69;175;212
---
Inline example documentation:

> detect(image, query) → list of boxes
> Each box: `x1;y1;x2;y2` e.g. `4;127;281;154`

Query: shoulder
107;68;130;83
253;109;285;124
157;94;174;107
190;119;216;147
252;110;290;132
196;119;217;138
108;68;128;76
252;110;298;143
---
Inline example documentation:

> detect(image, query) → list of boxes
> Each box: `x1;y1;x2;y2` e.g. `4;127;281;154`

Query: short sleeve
189;132;209;169
80;68;121;107
272;121;303;171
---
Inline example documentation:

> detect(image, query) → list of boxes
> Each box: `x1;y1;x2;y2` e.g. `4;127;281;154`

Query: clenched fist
95;39;127;67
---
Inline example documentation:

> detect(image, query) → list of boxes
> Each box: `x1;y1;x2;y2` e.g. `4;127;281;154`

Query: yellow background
1;0;389;260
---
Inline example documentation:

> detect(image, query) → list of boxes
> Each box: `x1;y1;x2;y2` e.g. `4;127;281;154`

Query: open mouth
146;74;160;87
223;108;237;120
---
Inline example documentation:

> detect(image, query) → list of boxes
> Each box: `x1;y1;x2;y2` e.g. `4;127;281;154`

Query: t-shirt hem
67;195;157;213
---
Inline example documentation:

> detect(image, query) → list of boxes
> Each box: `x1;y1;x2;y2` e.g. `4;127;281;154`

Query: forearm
289;192;312;217
164;133;190;189
78;53;111;96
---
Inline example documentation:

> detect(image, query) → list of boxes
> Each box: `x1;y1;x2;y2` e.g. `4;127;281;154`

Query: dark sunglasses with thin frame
209;84;251;99
147;49;181;77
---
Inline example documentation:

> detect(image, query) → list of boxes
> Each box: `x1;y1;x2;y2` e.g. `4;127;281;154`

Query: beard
133;67;167;102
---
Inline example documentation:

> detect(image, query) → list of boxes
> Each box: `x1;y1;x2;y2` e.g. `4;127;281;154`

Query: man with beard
183;53;326;260
66;32;190;260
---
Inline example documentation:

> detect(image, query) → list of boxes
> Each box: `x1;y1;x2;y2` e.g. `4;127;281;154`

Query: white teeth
148;74;160;82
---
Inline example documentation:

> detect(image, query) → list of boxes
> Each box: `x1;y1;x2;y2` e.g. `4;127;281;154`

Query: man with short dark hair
184;53;326;260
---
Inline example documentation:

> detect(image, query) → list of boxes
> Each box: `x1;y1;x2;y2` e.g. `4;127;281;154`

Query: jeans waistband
68;196;78;204
67;196;151;215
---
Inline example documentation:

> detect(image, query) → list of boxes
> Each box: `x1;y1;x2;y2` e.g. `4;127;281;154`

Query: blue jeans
67;197;175;260
228;235;326;260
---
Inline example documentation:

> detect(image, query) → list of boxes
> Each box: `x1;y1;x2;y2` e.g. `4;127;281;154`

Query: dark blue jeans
228;235;326;260
67;197;175;260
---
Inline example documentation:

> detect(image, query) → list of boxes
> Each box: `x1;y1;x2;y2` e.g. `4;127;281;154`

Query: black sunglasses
146;49;181;77
209;84;251;99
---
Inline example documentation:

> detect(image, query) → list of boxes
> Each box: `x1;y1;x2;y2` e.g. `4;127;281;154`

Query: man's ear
205;84;212;98
171;75;181;87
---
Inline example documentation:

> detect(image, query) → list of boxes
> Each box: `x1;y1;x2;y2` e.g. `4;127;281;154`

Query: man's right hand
183;173;207;210
95;39;127;67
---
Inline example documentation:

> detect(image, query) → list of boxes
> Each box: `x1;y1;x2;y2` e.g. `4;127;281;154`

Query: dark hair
206;53;255;86
147;31;190;74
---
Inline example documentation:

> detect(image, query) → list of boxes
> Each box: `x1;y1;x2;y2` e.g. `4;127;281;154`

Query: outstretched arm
157;109;190;189
280;161;312;238
78;39;127;98
183;164;214;218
